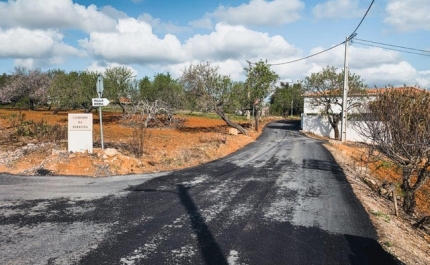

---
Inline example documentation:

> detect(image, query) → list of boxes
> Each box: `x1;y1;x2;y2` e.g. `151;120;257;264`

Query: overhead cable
349;0;375;39
352;41;430;57
268;41;346;66
247;0;374;66
354;38;430;54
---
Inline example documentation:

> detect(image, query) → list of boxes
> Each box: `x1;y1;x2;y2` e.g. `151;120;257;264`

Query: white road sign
92;98;110;107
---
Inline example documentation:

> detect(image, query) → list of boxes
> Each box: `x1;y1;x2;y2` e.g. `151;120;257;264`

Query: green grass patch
370;210;391;223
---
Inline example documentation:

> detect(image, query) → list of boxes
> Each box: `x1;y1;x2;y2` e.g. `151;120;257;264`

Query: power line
352;41;430;57
247;0;374;67
349;0;375;38
266;41;346;66
355;38;430;54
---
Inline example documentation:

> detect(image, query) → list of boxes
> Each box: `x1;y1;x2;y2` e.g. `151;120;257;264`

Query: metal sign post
96;75;105;150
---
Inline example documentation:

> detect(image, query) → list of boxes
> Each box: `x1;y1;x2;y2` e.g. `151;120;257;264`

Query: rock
104;148;118;157
228;128;238;135
379;188;390;197
51;149;66;156
363;177;379;191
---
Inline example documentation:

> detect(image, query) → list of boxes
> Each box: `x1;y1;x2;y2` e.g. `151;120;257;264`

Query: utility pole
341;36;349;143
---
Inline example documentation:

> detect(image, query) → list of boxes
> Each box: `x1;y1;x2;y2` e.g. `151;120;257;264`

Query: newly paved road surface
0;120;402;264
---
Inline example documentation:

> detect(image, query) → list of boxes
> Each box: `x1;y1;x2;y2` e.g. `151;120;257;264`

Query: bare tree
121;100;178;157
0;67;51;110
356;87;430;214
180;62;249;135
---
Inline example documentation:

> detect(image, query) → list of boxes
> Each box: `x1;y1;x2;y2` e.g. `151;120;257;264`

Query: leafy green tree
138;76;152;101
48;70;84;113
222;81;246;114
47;70;100;113
180;62;248;135
0;73;10;88
151;73;185;108
104;66;135;113
78;71;100;113
245;60;279;130
270;82;304;116
304;66;365;140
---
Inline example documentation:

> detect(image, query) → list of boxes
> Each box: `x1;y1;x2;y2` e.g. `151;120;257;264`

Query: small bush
12;117;67;142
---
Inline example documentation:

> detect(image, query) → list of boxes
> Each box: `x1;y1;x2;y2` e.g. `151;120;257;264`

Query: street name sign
92;98;110;107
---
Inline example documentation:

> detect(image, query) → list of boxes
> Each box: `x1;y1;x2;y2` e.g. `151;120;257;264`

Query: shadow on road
131;182;228;265
177;185;228;265
266;119;301;131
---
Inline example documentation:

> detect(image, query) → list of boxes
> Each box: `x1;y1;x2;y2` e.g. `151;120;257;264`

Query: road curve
0;120;402;265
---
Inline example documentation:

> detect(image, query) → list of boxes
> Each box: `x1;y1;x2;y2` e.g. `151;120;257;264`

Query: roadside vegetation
1;63;429;258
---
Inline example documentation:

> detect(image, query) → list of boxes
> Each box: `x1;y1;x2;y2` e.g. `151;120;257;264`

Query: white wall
303;95;376;114
301;114;370;143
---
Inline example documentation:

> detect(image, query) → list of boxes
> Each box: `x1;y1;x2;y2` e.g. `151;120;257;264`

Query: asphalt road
0;120;402;265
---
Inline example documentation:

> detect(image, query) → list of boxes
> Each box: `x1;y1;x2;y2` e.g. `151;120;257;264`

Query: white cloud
267;42;411;87
0;0;117;32
416;70;430;88
189;18;213;30
313;0;364;19
79;18;186;65
14;58;35;69
384;0;430;31
138;13;192;34
207;0;304;27
355;61;421;87
101;5;129;20
349;46;402;69
86;61;138;76
216;59;246;80
0;27;82;59
184;23;301;62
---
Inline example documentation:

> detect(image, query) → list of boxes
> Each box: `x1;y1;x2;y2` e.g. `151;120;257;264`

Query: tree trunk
413;216;430;229
85;106;97;113
254;108;259;131
52;107;61;115
118;102;126;114
334;126;339;140
215;108;249;136
29;98;35;110
402;188;416;214
401;168;418;214
328;114;340;140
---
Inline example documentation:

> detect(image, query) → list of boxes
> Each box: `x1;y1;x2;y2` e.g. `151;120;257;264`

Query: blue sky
0;0;429;88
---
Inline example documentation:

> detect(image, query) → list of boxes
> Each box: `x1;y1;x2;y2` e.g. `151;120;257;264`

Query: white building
300;87;423;142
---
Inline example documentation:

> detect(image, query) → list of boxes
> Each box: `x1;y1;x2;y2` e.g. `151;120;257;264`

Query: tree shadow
302;115;332;137
131;182;228;265
266;120;301;131
177;184;228;265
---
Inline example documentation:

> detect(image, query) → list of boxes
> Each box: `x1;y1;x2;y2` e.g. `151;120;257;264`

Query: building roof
304;86;427;97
